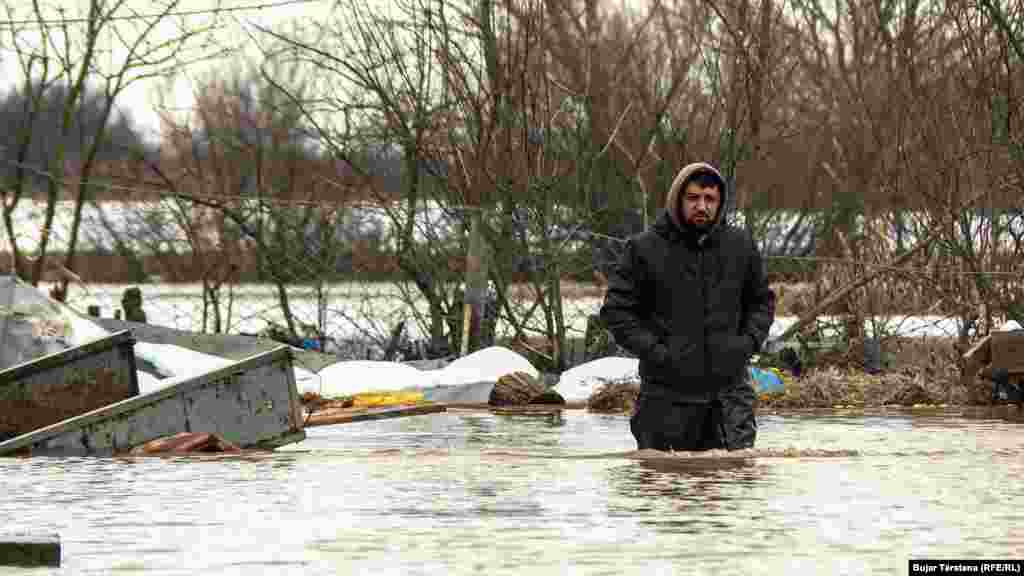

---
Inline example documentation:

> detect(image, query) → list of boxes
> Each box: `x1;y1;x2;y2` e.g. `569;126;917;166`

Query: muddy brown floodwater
2;409;1022;575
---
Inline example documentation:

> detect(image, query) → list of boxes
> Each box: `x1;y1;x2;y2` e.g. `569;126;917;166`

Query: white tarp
316;360;427;397
555;357;639;402
313;346;540;399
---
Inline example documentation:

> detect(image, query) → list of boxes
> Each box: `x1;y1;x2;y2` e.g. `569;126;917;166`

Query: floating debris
130;432;241;455
489;371;545;406
0;533;60;567
490;406;563;419
302;389;428;411
305;404;446;427
586;379;640;413
351;390;425;407
530;389;567;405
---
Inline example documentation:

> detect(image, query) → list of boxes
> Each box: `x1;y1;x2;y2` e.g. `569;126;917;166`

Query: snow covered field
52;280;1011;344
51;281;606;341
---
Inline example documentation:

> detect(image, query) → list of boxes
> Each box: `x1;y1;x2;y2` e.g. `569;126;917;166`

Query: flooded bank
2;410;1022;575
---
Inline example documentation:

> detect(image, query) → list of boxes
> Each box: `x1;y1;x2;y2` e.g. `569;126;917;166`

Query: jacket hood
665;162;728;234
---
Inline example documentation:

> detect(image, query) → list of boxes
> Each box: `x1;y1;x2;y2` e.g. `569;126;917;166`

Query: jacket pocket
639;339;702;383
707;334;752;378
670;339;702;377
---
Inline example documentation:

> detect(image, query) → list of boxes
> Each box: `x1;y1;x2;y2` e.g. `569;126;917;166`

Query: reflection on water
607;459;759;533
1;411;1023;575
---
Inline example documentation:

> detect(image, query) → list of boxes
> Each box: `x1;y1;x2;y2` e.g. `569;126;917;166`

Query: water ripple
1;410;1022;575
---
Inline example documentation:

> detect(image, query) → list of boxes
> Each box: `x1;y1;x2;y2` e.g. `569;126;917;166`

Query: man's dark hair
685;171;724;191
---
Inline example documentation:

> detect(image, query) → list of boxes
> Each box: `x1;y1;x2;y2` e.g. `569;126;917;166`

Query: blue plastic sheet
750;366;785;394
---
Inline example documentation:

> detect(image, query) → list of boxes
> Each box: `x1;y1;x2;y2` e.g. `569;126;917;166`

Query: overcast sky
0;0;335;143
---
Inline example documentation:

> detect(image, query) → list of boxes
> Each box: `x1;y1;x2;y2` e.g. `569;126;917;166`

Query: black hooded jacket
599;163;776;403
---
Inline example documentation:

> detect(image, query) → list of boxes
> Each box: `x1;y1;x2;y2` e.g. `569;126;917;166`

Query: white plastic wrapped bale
555;357;639;403
418;366;501;403
417;346;540;403
423;365;505;388
439;346;539;381
316;360;426;398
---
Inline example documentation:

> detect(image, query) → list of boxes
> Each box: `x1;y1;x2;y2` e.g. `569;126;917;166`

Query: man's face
682;181;720;230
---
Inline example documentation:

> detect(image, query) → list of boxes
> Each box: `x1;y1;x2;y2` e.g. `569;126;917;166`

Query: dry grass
757;363;971;409
586;379;641;413
578;334;998;411
757;333;990;408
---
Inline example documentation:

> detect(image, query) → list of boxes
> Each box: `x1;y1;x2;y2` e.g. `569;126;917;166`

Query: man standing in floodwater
600;162;776;451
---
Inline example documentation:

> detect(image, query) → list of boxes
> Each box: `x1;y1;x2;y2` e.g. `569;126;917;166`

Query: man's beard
685;214;713;231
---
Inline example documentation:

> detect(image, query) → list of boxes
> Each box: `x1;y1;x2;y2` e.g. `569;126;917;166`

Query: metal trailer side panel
0;346;305;457
0;331;138;440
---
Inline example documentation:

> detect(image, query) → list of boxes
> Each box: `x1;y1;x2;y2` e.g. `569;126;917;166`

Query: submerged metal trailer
0;346;306;457
0;330;139;442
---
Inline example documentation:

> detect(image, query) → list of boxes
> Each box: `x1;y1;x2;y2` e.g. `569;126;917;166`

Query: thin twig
596;102;634;158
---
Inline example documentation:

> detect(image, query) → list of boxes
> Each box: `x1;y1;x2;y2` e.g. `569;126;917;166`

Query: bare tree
0;20;59;278
0;0;224;294
145;61;356;338
256;0;477;356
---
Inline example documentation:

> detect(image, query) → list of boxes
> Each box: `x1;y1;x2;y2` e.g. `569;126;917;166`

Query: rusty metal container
0;330;138;441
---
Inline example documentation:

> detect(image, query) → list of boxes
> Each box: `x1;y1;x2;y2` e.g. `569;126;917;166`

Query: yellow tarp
349;390;426;407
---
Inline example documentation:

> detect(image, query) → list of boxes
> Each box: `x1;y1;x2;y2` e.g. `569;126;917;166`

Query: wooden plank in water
0;533;60;567
440;401;587;411
489;406;564;417
305;404;446;427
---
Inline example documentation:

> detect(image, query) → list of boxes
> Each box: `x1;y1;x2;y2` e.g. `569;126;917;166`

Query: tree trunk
461;209;489;355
